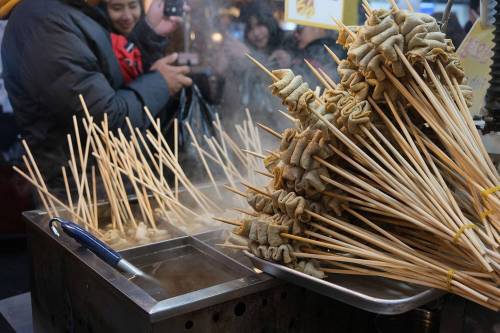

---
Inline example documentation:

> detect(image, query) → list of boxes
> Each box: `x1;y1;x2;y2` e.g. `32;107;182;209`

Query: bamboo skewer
174;118;179;200
22;95;250;253
223;183;500;304
304;59;333;90
233;208;259;217
21;156;54;218
240;50;498;302
21;140;58;214
254;64;492;254
13;165;102;235
185;122;222;198
242;149;266;160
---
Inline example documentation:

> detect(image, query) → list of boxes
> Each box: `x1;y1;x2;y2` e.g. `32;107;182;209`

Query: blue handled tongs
49;217;144;277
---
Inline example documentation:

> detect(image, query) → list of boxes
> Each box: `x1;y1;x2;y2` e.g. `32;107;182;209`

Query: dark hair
431;12;466;48
241;3;283;52
98;0;145;34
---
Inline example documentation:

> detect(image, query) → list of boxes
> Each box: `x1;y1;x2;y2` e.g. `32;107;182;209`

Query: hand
146;0;190;37
151;53;193;96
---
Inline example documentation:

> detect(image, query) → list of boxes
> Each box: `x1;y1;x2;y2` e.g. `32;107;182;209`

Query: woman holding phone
1;0;192;188
103;0;184;83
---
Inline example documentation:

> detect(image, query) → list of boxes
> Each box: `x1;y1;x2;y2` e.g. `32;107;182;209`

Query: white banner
284;0;344;30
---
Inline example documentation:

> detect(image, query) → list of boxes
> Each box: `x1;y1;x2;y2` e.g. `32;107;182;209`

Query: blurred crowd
208;1;345;130
0;0;485;229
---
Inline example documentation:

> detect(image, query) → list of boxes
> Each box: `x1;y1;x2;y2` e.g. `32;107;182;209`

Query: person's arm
129;0;186;71
128;17;168;71
29;17;169;132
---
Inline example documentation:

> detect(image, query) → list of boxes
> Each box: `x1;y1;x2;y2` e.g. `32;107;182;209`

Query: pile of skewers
14;95;266;249
216;1;500;311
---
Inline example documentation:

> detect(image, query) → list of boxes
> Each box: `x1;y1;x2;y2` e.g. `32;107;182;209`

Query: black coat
2;0;170;187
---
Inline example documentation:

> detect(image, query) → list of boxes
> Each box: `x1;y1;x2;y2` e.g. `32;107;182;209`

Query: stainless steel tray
245;251;444;315
121;236;255;301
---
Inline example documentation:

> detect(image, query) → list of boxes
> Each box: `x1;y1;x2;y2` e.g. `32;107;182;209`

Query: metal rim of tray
245;251;444;315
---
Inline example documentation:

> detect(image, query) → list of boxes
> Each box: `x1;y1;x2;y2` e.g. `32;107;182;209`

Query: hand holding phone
147;0;184;36
164;0;184;17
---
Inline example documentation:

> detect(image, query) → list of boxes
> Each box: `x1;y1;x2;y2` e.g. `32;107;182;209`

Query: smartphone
164;0;184;17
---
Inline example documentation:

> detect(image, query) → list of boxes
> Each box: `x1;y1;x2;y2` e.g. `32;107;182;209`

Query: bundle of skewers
215;1;500;311
14;94;268;249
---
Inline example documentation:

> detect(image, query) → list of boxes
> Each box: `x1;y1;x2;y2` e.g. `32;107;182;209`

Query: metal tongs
49;217;144;277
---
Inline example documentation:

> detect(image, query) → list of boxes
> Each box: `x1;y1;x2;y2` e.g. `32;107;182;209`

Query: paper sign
285;0;344;30
456;20;494;117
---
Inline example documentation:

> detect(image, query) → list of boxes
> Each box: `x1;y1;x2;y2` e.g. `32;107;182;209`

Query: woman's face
246;16;270;50
107;0;142;36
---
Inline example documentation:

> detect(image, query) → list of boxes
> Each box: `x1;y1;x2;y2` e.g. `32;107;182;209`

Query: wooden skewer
255;169;273;178
21;156;54;218
324;45;341;65
21;140;58;214
223;184;247;198
174;118;179;200
13;165;102;235
257;123;281;139
92;166;98;230
279;110;297;123
233;208;259;217
403;0;414;11
92;151;200;219
105;129;139;228
146;132;216;214
333;18;356;38
210;136;244;180
61;166;74;214
144;107;218;211
205;136;237;189
242;149;266;160
213;217;242;227
247;54;494;252
362;1;373;15
215;113;229;163
185;122;222;198
265;150;281;159
217;125;250;167
243;39;500;300
157;118;165;211
226;182;500;302
304;59;333;90
189;143;241;179
246;54;279;81
387;0;399;11
318;67;337;90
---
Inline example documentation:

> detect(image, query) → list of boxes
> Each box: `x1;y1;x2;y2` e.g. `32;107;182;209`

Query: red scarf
111;33;143;84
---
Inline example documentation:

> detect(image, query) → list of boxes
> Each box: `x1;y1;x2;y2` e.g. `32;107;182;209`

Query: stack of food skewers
14;94;266;249
215;1;500;311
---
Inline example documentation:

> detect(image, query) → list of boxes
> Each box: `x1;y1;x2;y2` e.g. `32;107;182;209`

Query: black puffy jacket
2;0;170;187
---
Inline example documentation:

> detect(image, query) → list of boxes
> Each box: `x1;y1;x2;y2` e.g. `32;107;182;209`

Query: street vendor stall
4;0;500;332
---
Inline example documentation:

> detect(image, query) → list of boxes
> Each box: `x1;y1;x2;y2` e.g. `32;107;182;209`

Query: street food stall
2;0;500;332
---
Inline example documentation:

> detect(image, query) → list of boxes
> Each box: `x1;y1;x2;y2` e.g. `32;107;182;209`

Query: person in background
292;25;345;88
1;0;192;189
104;0;145;84
104;0;182;84
464;0;479;34
432;12;466;48
215;2;292;73
213;1;293;129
